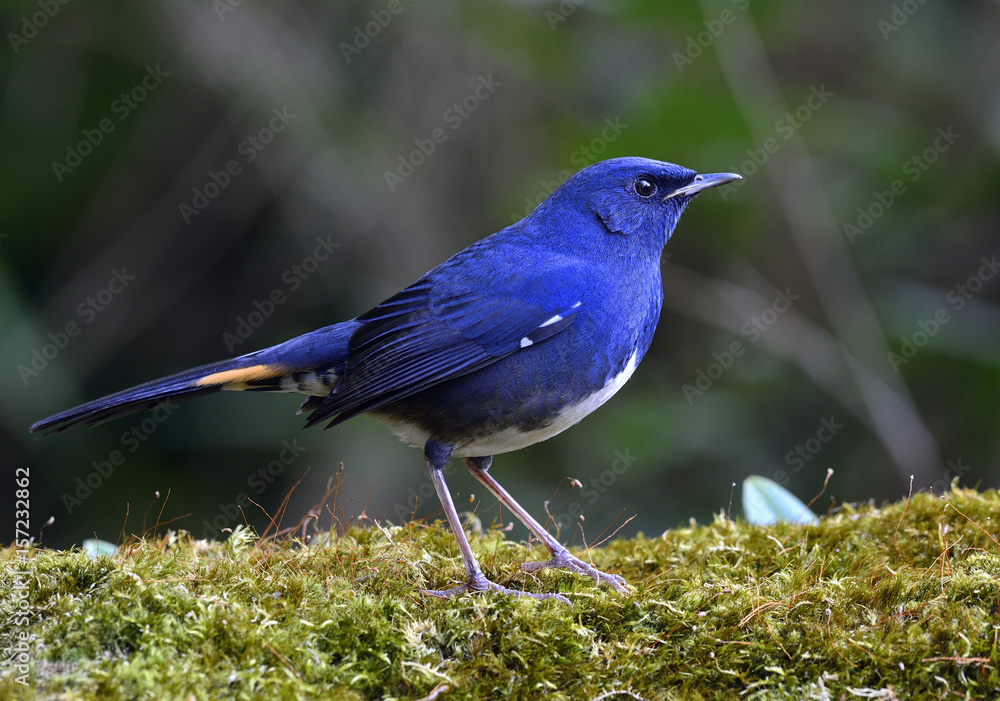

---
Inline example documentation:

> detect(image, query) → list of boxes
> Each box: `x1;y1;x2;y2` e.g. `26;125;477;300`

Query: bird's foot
522;547;628;593
421;570;571;605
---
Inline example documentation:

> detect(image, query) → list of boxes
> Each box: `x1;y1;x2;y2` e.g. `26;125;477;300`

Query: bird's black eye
634;178;657;198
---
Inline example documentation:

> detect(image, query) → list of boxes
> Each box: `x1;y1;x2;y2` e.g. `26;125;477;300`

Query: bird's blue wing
303;246;586;428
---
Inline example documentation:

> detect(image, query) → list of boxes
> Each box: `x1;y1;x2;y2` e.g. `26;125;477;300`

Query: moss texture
2;487;999;700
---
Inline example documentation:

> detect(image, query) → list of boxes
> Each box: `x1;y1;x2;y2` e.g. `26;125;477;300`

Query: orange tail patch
195;364;286;389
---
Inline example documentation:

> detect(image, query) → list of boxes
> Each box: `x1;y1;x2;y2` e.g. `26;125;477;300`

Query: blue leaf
82;539;118;558
743;476;818;525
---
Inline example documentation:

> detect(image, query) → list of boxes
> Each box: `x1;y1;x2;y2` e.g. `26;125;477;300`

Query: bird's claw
522;548;629;593
421;571;572;605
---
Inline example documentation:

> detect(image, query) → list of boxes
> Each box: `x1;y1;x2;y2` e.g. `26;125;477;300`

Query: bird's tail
29;321;359;437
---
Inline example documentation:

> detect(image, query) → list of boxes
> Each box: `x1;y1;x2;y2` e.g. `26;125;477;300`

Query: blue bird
31;157;739;604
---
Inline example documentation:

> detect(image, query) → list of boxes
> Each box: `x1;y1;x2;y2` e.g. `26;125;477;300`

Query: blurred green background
2;1;998;550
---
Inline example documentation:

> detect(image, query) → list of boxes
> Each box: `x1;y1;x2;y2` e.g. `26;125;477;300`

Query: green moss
3;488;999;700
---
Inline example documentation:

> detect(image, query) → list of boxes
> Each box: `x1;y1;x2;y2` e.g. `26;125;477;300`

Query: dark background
2;1;998;550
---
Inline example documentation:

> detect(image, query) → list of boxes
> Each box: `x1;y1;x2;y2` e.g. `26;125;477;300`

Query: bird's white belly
381;351;639;458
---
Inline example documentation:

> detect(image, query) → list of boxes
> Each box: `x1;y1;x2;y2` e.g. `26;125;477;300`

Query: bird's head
541;157;740;255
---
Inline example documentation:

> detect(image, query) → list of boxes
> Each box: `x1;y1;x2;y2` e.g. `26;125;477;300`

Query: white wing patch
540;300;582;327
519;301;581;349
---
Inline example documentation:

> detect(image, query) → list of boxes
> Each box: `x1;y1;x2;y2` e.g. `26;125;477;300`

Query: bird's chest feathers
585;256;663;365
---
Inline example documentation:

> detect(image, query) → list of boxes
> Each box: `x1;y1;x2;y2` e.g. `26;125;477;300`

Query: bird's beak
663;172;742;201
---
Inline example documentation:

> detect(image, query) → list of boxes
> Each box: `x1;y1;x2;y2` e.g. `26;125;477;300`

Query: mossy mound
2;488;998;700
